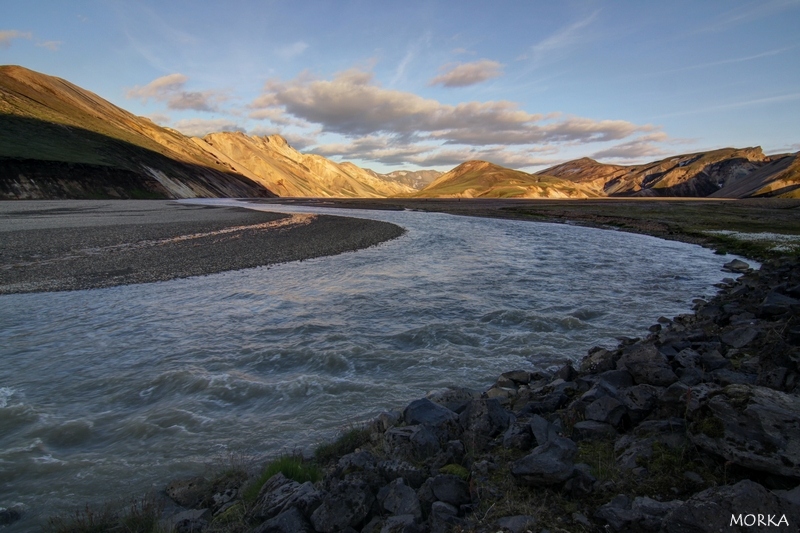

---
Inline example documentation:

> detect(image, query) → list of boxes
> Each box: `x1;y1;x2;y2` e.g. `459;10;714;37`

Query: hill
412;160;597;198
199;132;415;198
0;65;273;199
538;148;799;198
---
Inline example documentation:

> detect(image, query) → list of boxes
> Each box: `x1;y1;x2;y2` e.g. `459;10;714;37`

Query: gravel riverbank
0;200;405;294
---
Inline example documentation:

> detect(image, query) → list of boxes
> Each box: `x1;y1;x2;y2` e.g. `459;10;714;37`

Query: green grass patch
577;439;620;483
314;426;372;465
241;455;321;504
439;463;470;480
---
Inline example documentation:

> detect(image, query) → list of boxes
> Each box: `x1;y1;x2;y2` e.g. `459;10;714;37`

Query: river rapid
0;201;743;529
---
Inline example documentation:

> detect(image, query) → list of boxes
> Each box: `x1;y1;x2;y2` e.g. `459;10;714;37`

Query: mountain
199;132;415;198
0;65;274;199
538;147;799;198
412;160;597;198
368;169;442;190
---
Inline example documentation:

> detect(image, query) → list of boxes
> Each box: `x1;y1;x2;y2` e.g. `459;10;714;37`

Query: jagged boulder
688;384;800;478
511;436;577;486
309;478;375;532
662;480;800;533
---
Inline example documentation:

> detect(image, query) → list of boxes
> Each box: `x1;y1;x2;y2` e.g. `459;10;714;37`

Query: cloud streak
251;68;653;148
429;60;503;87
0;30;32;49
126;73;226;112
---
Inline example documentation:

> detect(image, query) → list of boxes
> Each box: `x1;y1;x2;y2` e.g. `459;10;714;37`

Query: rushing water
0;201;742;529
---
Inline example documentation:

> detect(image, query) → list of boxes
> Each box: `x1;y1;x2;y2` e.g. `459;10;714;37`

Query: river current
0;201;742;529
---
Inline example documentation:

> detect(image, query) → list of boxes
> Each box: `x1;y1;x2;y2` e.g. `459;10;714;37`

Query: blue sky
2;0;799;172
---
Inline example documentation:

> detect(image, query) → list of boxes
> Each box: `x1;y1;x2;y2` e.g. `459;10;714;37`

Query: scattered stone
429;475;470;507
0;505;24;526
252;507;314;533
584;396;627;428
403;398;458;427
309;479;375;533
760;292;800;316
495;514;537;533
720;326;759;348
662;480;800;533
166;476;209;508
571;420;617;441
722;259;750;273
378;479;422;520
511;437;577;486
688;384;800;478
459;398;511;451
170;509;211;533
617;344;679;386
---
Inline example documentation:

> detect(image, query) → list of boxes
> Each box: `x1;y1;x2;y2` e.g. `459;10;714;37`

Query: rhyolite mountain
535;148;799;198
411;160;598;199
0;66;421;200
2;65;797;200
411;149;799;199
199;132;414;198
0;65;275;199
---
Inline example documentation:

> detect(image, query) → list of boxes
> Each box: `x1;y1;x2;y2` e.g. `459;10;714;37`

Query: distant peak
264;134;289;147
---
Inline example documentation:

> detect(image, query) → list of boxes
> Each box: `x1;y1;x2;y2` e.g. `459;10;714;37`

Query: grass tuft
241;455;321;504
314;426;372;465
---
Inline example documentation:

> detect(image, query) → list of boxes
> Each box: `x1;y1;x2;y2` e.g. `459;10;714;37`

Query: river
0;200;742;529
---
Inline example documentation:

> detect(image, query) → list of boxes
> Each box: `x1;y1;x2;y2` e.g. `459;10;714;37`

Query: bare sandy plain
0;200;405;294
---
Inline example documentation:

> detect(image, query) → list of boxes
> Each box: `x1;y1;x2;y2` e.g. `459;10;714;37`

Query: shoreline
0;200;405;294
2;198;798;532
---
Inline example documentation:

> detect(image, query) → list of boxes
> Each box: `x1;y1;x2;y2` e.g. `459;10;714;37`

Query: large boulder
688;384;800;478
616;344;678;387
309;479;375;532
250;474;322;522
459;399;511;451
403;398;458;427
511;436;577;486
662;480;800;533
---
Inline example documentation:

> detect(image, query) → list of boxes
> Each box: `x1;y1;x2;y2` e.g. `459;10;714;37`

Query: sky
2;0;799;173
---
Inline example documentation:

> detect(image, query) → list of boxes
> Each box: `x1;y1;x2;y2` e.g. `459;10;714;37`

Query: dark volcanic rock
511;436;577;486
309;479;375;533
617;344;678;386
662;480;800;533
688;384;800;478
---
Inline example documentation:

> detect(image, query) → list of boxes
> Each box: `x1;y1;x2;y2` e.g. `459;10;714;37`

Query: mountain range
1;65;797;200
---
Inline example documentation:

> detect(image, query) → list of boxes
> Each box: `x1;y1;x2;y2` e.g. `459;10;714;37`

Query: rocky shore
62;254;797;533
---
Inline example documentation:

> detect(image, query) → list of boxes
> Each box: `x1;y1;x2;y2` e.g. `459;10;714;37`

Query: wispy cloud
518;11;599;65
0;30;32;49
275;41;308;60
36;40;62;51
173;118;244;137
390;32;431;86
698;0;800;32
591;132;671;161
126;73;227;112
429;60;503;88
653;92;800;119
645;45;797;76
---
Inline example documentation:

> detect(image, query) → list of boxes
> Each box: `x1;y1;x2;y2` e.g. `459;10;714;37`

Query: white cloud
591;133;671;160
172;118;244;137
36;40;62;51
518;12;599;64
0;30;32;49
126;74;226;112
251;67;652;147
310;135;556;168
275;41;308;59
429;60;504;88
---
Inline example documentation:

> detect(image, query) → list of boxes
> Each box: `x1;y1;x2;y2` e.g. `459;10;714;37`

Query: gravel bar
0;200;405;294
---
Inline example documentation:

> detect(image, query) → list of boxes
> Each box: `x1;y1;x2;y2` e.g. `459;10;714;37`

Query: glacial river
0;200;742;529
